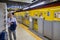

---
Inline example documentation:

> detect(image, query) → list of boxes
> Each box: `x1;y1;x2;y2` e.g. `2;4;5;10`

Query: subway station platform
15;23;42;40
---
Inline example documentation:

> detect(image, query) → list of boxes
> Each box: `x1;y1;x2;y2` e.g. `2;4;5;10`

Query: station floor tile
16;23;42;40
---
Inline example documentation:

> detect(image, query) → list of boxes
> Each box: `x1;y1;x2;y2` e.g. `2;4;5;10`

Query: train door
43;11;53;39
53;11;60;40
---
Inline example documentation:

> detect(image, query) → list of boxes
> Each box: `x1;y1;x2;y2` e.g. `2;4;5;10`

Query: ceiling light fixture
23;1;46;10
30;1;45;8
23;7;29;10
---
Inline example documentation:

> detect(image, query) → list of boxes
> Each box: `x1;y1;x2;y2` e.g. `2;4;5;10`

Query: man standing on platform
7;13;17;40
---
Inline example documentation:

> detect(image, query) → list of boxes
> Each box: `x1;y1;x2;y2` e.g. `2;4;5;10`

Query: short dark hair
12;12;14;15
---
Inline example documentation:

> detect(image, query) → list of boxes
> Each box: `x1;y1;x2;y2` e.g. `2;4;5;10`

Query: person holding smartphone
7;13;17;40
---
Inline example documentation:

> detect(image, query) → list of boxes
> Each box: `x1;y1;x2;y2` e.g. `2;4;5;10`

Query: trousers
8;29;16;40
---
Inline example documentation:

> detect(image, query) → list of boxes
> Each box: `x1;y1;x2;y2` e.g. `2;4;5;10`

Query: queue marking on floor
19;24;42;40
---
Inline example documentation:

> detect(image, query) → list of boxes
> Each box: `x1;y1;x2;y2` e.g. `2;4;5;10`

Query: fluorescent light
30;1;45;8
23;7;29;10
23;1;45;10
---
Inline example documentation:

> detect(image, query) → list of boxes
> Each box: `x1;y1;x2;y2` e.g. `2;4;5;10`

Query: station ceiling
9;0;35;3
0;0;59;11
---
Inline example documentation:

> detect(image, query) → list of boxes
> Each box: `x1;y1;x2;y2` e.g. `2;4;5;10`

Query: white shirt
7;17;17;27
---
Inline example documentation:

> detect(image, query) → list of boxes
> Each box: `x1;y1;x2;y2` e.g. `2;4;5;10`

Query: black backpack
9;22;17;31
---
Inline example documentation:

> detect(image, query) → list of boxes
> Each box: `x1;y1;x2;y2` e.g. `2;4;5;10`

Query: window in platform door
54;12;60;18
25;11;29;17
47;12;50;16
25;11;29;20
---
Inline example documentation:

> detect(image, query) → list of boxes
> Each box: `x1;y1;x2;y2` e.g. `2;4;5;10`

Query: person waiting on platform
40;13;45;19
39;13;43;18
7;13;17;40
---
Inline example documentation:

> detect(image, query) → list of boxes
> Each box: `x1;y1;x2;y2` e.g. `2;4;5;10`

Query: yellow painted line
19;24;42;40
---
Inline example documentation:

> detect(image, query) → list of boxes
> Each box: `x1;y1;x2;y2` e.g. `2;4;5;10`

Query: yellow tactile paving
16;23;36;40
19;24;42;40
